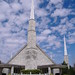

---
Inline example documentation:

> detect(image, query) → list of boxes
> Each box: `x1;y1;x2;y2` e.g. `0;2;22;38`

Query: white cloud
36;17;50;32
70;18;75;24
41;29;51;35
0;13;6;21
50;0;62;4
20;0;31;10
11;3;22;12
51;9;71;17
68;32;75;44
37;34;62;50
37;29;52;44
60;17;68;24
55;3;63;9
36;8;48;17
68;38;75;44
51;25;67;35
0;1;12;17
47;35;61;49
51;18;75;36
6;38;26;44
0;26;11;36
37;36;47;43
48;35;56;41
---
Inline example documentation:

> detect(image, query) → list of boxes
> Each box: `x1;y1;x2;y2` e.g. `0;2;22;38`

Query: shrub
21;69;42;74
50;73;53;75
62;61;67;65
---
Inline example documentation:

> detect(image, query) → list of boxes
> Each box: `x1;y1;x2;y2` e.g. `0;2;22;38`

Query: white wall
2;68;9;75
53;69;60;75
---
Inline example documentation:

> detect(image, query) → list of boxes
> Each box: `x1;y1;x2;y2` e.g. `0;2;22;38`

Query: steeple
64;36;68;56
27;0;36;48
64;36;69;68
30;0;34;19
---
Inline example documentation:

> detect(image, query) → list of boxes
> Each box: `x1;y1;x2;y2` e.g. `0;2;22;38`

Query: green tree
62;61;75;75
62;61;68;75
62;61;67;65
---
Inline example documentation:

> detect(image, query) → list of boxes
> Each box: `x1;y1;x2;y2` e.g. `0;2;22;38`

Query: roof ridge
7;44;27;64
36;44;56;64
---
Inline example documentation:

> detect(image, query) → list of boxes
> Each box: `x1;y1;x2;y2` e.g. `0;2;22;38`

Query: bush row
21;69;42;74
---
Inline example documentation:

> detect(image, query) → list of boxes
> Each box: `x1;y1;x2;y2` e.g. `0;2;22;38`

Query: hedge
21;69;42;74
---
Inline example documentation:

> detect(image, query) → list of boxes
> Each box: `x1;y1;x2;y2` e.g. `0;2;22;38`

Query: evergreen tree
62;61;75;75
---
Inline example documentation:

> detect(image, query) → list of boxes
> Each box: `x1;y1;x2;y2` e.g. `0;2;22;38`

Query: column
60;69;62;75
48;67;51;75
11;66;14;75
21;72;23;75
30;72;31;75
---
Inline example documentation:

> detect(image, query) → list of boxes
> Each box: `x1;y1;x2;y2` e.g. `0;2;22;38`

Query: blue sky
0;0;75;66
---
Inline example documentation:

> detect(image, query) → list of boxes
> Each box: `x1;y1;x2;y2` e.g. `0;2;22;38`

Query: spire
64;36;68;55
64;36;69;69
27;0;36;47
30;0;34;19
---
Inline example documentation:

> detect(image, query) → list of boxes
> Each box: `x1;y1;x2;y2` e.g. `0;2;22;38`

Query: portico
38;65;66;75
0;63;25;75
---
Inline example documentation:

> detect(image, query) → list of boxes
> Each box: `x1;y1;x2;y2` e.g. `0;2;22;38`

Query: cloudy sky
0;0;75;66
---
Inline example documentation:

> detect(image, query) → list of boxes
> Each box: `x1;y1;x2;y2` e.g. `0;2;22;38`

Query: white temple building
8;0;55;70
0;0;67;75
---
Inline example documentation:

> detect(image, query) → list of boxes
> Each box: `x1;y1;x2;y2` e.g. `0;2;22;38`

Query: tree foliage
62;61;75;75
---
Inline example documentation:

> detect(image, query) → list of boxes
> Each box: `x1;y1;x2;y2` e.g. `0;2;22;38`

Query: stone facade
8;45;54;70
27;20;36;48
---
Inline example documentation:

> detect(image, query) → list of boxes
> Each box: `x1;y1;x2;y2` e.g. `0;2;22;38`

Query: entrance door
55;73;60;75
2;73;6;75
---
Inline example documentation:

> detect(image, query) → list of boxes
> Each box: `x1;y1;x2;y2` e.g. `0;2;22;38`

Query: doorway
55;73;60;75
2;73;6;75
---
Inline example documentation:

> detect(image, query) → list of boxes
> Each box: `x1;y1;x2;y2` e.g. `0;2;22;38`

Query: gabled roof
7;45;27;63
7;44;55;65
36;45;55;64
